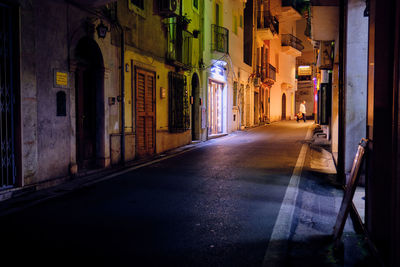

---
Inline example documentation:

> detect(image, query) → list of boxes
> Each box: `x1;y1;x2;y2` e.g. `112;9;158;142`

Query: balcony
281;0;303;22
268;64;276;81
166;17;193;70
256;11;279;40
258;64;276;86
281;34;303;57
211;24;229;54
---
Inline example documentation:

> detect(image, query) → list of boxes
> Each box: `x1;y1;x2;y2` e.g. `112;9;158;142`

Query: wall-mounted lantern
96;21;108;39
193;30;200;38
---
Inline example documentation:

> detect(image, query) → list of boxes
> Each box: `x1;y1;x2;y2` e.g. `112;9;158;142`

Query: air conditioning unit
254;77;261;87
159;0;178;15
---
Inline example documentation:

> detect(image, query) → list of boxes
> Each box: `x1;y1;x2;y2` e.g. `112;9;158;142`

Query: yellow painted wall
118;0;202;155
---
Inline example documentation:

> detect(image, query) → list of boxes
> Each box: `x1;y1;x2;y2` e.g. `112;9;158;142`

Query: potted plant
178;13;191;30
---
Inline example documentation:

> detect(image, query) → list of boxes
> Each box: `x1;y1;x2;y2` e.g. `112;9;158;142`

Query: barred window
169;72;190;133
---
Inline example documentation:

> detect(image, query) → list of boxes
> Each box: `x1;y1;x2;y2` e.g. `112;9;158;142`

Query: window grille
169;72;190;133
211;24;229;53
0;3;16;188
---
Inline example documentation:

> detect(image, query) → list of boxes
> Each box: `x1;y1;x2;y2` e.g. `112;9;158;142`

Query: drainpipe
115;9;125;165
120;28;125;165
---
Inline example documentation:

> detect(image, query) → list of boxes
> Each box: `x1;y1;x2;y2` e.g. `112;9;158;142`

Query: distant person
297;100;306;123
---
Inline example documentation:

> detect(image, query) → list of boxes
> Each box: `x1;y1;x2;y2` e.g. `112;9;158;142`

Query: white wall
344;0;368;172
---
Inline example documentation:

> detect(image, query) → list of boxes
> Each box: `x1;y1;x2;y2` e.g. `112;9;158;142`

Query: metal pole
121;28;125;164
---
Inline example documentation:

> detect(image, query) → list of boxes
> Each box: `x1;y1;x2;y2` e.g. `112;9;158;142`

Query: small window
216;3;220;25
193;0;199;10
233;15;238;35
233;81;238;106
56;91;66;116
169;72;190;133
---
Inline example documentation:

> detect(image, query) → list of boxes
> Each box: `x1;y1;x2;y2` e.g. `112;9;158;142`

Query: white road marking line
262;126;313;266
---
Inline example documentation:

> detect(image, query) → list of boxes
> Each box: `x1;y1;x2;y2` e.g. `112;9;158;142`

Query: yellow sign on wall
298;66;312;76
54;70;69;88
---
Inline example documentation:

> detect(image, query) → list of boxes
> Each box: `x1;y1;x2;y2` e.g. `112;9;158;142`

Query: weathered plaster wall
19;0;119;184
35;0;71;181
20;0;38;186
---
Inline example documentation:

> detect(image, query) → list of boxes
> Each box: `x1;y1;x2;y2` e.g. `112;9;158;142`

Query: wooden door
76;68;97;169
136;69;156;157
282;93;286;120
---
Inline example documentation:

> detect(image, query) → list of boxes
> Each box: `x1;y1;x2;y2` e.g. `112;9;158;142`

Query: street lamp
96;20;108;39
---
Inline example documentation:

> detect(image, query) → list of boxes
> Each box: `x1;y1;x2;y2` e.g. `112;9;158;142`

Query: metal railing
256;11;279;35
268;64;276;81
166;17;193;69
281;33;304;51
258;64;276;82
211;24;229;53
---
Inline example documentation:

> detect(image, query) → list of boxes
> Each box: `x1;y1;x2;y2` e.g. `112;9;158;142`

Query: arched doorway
282;93;286;120
191;73;200;140
75;37;104;170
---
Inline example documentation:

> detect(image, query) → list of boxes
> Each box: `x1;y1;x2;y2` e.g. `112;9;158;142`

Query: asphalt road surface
0;121;311;267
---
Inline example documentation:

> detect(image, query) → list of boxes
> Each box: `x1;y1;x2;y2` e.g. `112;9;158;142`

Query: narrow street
0;121;314;266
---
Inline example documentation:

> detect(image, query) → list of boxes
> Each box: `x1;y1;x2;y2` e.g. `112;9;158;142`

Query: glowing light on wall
298;65;312;76
210;60;227;81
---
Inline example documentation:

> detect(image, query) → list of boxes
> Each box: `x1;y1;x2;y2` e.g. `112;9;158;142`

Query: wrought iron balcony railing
211;24;229;53
281;34;304;52
257;64;276;82
268;64;276;81
166;17;193;70
257;11;279;35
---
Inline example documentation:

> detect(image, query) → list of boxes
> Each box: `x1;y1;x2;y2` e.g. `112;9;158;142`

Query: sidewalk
284;127;379;266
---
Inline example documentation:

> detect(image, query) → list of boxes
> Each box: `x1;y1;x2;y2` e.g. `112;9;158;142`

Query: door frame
208;79;225;135
74;37;105;170
135;66;156;157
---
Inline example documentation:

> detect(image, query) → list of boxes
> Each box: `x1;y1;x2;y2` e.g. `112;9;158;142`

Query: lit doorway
208;80;224;135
